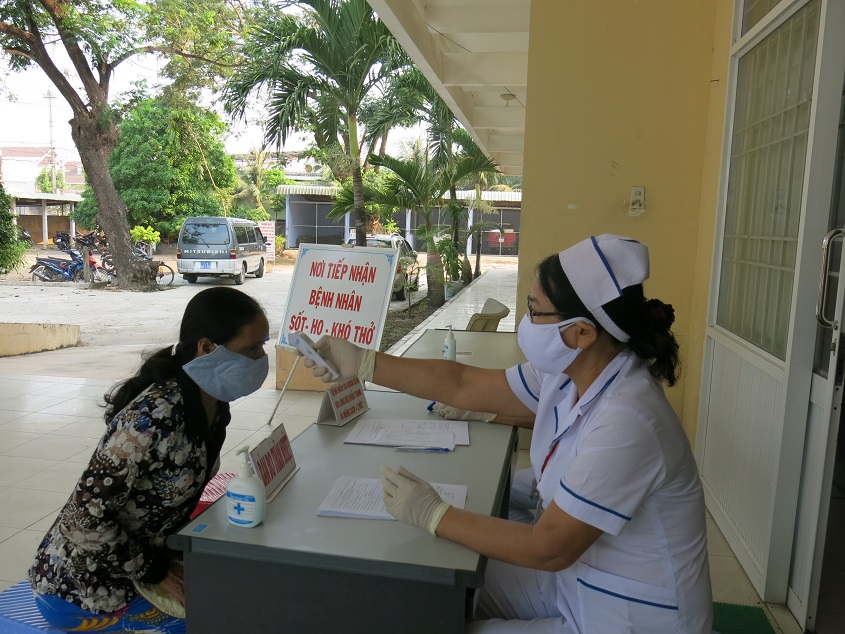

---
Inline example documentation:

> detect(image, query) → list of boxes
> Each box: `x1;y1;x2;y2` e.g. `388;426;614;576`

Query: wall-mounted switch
629;186;645;216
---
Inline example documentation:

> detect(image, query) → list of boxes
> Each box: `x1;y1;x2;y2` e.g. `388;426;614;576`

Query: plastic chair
466;298;510;332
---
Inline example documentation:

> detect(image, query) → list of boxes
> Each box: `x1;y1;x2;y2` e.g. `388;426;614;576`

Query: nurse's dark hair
103;288;265;422
537;254;681;386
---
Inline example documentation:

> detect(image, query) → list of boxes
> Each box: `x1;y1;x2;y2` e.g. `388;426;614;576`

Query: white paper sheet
317;476;468;520
344;419;469;447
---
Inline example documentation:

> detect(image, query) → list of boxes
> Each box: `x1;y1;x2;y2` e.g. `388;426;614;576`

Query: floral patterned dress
29;374;229;613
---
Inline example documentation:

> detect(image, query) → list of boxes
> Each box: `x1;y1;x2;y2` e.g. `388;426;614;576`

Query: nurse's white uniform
472;349;712;633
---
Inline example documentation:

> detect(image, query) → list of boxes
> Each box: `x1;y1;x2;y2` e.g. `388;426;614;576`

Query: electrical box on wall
629;186;645;216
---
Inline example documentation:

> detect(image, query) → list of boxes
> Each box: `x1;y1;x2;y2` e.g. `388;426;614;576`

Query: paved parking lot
0;252;432;381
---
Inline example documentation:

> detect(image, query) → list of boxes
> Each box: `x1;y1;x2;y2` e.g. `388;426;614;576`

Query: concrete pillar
41;199;49;246
285;195;291;247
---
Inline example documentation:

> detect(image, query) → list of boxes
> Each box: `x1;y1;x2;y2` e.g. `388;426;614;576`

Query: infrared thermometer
289;331;340;381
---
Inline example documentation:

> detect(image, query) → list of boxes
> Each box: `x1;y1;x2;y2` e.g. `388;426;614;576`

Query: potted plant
129;225;161;257
437;235;464;299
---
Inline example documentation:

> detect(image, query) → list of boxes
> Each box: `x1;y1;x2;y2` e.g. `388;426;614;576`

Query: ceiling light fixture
500;93;517;106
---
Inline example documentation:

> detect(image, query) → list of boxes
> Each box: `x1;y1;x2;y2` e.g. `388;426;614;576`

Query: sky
0;49;421;175
0;52;288;160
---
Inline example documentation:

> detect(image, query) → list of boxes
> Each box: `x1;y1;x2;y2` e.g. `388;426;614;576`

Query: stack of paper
344;419;469;450
317;476;468;520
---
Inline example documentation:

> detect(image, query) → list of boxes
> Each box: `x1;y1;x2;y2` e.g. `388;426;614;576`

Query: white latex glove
381;465;451;535
432;402;495;422
301;335;376;383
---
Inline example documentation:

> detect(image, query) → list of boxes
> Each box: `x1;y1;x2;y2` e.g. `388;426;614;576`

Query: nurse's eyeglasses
526;298;568;323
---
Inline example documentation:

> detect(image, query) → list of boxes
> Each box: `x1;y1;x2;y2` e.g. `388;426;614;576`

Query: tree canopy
229;147;294;222
333;148;498;305
224;0;410;246
73;98;236;236
36;168;66;194
0;0;242;289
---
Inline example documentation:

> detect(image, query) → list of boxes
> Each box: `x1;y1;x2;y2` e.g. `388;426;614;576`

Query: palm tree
375;68;498;278
359;89;421;168
334;148;497;306
224;0;409;245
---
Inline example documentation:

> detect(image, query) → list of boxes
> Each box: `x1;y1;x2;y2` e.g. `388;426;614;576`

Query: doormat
713;602;775;634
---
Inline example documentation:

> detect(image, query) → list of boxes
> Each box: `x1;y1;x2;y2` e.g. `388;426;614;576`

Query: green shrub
275;235;286;255
130;225;161;245
0;184;27;273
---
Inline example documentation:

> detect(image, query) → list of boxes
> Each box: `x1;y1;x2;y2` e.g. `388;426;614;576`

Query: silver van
176;217;267;285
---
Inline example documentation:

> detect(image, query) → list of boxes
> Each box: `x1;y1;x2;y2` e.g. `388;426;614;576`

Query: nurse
305;234;712;633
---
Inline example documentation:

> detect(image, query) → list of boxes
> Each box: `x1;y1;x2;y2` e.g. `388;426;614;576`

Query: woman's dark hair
104;287;265;421
537;254;681;386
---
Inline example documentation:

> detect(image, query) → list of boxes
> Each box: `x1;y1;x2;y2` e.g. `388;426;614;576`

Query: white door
695;0;845;621
787;68;845;629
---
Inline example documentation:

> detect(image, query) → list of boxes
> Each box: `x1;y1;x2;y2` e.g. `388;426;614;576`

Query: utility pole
44;89;57;193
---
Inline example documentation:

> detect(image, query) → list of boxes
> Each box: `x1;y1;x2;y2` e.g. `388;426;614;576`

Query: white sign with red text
277;243;396;351
316;377;370;427
258;221;276;262
248;423;298;501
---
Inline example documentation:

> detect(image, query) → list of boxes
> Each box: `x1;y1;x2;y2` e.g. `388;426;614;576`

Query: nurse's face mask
183;344;269;402
517;311;587;375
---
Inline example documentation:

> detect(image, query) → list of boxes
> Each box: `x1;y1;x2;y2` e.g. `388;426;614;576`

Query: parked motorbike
74;230;103;251
30;249;111;283
53;231;72;250
30;254;78;282
17;226;32;247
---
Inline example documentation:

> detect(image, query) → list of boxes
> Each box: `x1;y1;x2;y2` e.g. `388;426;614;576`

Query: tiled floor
0;267;808;633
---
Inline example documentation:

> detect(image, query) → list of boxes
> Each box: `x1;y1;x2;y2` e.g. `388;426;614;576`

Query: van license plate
200;261;213;270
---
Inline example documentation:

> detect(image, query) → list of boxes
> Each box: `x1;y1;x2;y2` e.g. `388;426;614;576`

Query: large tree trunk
70;113;155;290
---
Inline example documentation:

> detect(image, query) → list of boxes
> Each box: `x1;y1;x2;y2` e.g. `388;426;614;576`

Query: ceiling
367;0;530;175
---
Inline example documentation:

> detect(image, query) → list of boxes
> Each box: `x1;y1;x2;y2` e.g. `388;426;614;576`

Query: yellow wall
520;1;718;429
0;323;80;356
682;0;734;442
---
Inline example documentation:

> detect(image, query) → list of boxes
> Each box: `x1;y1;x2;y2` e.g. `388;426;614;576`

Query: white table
170;392;516;633
401;329;525;368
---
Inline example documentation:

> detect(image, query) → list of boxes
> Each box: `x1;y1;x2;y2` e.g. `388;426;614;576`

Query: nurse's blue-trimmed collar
571;349;633;412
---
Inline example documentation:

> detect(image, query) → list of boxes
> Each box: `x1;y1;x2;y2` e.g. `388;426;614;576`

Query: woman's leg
468;559;568;632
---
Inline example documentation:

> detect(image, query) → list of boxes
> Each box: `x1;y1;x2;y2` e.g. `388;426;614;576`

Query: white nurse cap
558;235;649;342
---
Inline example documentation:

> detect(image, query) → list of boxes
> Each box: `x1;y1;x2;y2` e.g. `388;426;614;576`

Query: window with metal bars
717;0;820;359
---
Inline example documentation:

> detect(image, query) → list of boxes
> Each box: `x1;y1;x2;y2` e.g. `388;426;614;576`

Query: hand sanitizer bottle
226;446;266;528
442;325;456;361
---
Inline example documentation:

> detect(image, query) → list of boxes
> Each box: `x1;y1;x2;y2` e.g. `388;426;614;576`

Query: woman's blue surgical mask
183;344;269;402
517;314;592;375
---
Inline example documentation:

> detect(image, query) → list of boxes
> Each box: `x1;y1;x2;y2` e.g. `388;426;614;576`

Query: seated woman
29;287;270;633
305;235;712;633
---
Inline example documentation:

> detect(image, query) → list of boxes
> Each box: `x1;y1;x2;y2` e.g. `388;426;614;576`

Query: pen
394;446;452;453
427;401;436;412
